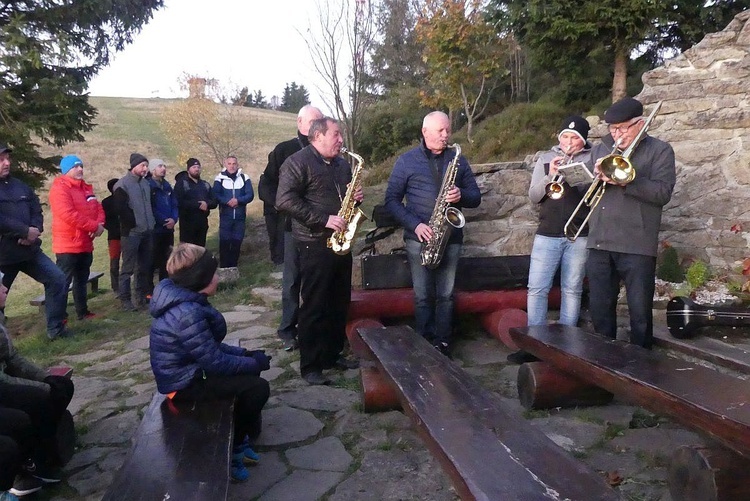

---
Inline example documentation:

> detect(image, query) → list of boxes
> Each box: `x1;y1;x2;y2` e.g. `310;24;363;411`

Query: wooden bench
30;271;104;313
509;325;750;501
357;324;620;500
102;392;235;501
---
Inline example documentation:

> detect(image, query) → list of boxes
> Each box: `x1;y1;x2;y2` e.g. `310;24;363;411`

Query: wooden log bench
347;288;557;353
509;324;750;501
102;392;235;501
29;271;104;313
357;324;620;500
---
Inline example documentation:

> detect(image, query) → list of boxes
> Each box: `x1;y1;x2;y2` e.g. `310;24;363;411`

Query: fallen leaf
606;470;623;487
731;223;743;233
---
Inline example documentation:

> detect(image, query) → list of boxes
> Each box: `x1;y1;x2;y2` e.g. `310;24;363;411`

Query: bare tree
300;0;377;149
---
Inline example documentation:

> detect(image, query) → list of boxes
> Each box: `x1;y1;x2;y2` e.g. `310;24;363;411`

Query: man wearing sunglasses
586;97;675;349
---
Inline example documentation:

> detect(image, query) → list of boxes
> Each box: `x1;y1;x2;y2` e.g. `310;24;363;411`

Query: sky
88;0;330;111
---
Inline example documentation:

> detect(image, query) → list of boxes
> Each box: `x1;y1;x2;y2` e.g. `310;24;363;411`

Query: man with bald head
384;111;481;358
259;105;323;351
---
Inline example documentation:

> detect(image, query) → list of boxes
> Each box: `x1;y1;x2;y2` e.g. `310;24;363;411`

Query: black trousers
264;211;286;265
587;249;657;348
0;407;34;490
179;218;208;247
296;239;352;376
56;252;93;318
0;379;73;466
151;231;174;288
173;373;269;444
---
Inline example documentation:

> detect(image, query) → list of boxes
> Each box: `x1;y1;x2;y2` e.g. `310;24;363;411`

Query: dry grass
5;97;297;322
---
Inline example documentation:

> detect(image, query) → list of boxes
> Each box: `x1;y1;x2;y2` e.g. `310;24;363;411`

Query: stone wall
637;10;750;269
361;11;750;276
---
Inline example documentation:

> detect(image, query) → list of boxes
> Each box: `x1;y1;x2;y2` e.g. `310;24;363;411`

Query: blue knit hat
60;155;83;175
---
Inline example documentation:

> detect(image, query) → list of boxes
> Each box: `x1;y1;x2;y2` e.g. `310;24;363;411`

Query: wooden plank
359;325;619;501
653;326;750;376
510;325;750;459
102;393;233;501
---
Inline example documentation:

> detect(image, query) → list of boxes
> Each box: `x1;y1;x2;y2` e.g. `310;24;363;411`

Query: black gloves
245;349;271;372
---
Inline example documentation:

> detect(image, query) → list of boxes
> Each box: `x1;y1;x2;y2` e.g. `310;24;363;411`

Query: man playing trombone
585;97;675;349
508;115;592;364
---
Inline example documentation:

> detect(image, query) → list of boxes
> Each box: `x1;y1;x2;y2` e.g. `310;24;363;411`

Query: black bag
361;249;412;289
372;203;399;228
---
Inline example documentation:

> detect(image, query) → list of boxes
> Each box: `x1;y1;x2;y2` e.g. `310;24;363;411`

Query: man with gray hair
384;111;481;358
259;105;323;351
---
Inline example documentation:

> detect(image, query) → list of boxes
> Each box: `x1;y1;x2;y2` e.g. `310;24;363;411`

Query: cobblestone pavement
42;269;710;501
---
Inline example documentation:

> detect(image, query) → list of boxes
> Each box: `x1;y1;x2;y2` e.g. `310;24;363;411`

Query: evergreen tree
493;0;750;103
0;0;164;186
250;90;269;109
280;82;311;112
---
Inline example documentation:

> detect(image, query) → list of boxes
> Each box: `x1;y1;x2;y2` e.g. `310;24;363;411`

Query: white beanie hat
148;159;165;172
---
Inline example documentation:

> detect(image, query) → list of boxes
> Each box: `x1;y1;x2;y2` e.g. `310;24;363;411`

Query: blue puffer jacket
149;279;260;394
384;140;482;244
212;169;254;221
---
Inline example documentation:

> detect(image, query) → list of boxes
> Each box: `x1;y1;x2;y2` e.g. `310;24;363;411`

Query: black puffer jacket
275;145;352;242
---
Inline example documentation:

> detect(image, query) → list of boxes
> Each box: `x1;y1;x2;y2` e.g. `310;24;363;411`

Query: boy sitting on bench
148;244;271;483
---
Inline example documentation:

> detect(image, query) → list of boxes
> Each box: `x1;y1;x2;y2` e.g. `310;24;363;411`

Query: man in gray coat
113;153;155;311
586;97;675;349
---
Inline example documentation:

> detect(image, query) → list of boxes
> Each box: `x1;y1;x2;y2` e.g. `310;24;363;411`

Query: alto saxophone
420;143;466;269
327;147;367;255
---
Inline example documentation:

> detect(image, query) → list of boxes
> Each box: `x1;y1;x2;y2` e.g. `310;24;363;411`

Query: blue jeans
405;239;461;345
527;235;588;326
277;231;300;341
586;249;656;348
1;251;68;338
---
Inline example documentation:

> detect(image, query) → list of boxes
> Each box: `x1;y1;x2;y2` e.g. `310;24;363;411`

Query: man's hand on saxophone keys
353;185;364;203
415;223;433;243
326;215;347;232
445;186;461;204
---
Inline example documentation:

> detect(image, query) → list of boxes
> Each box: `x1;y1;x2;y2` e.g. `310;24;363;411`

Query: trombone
563;101;663;241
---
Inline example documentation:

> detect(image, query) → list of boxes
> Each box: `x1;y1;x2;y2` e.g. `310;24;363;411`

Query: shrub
656;246;684;283
686;261;710;290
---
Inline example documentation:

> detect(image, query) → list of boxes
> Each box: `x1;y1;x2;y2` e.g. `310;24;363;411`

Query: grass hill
6;97;297;332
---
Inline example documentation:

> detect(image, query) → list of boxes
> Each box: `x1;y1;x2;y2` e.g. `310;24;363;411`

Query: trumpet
563;100;662;241
544;148;575;200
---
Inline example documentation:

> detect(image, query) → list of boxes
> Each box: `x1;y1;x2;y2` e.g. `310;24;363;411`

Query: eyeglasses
608;119;642;135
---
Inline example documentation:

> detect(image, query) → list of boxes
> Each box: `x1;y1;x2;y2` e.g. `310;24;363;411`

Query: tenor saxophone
420;143;465;269
327;147;367;255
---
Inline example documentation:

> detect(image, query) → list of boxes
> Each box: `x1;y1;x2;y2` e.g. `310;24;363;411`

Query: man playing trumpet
508;115;592;364
586;97;675;349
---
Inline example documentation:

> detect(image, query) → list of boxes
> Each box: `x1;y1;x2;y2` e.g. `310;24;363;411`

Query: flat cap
604;97;643;124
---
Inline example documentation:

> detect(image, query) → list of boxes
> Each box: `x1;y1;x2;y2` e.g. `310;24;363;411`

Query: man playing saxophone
384;111;481;358
276;117;362;385
586;97;675;349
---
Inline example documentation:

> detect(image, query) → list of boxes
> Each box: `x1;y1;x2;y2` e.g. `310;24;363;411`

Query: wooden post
361;365;401;413
668;445;750;501
345;318;384;359
517;362;613;410
481;308;527;350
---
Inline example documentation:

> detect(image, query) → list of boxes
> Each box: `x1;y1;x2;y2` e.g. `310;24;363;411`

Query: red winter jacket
49;175;105;254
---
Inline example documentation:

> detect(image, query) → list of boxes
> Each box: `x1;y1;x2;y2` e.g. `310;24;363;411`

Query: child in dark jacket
101;178;121;294
149;243;270;483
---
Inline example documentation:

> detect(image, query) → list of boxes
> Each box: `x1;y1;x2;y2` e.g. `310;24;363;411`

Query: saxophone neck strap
427;156;443;189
